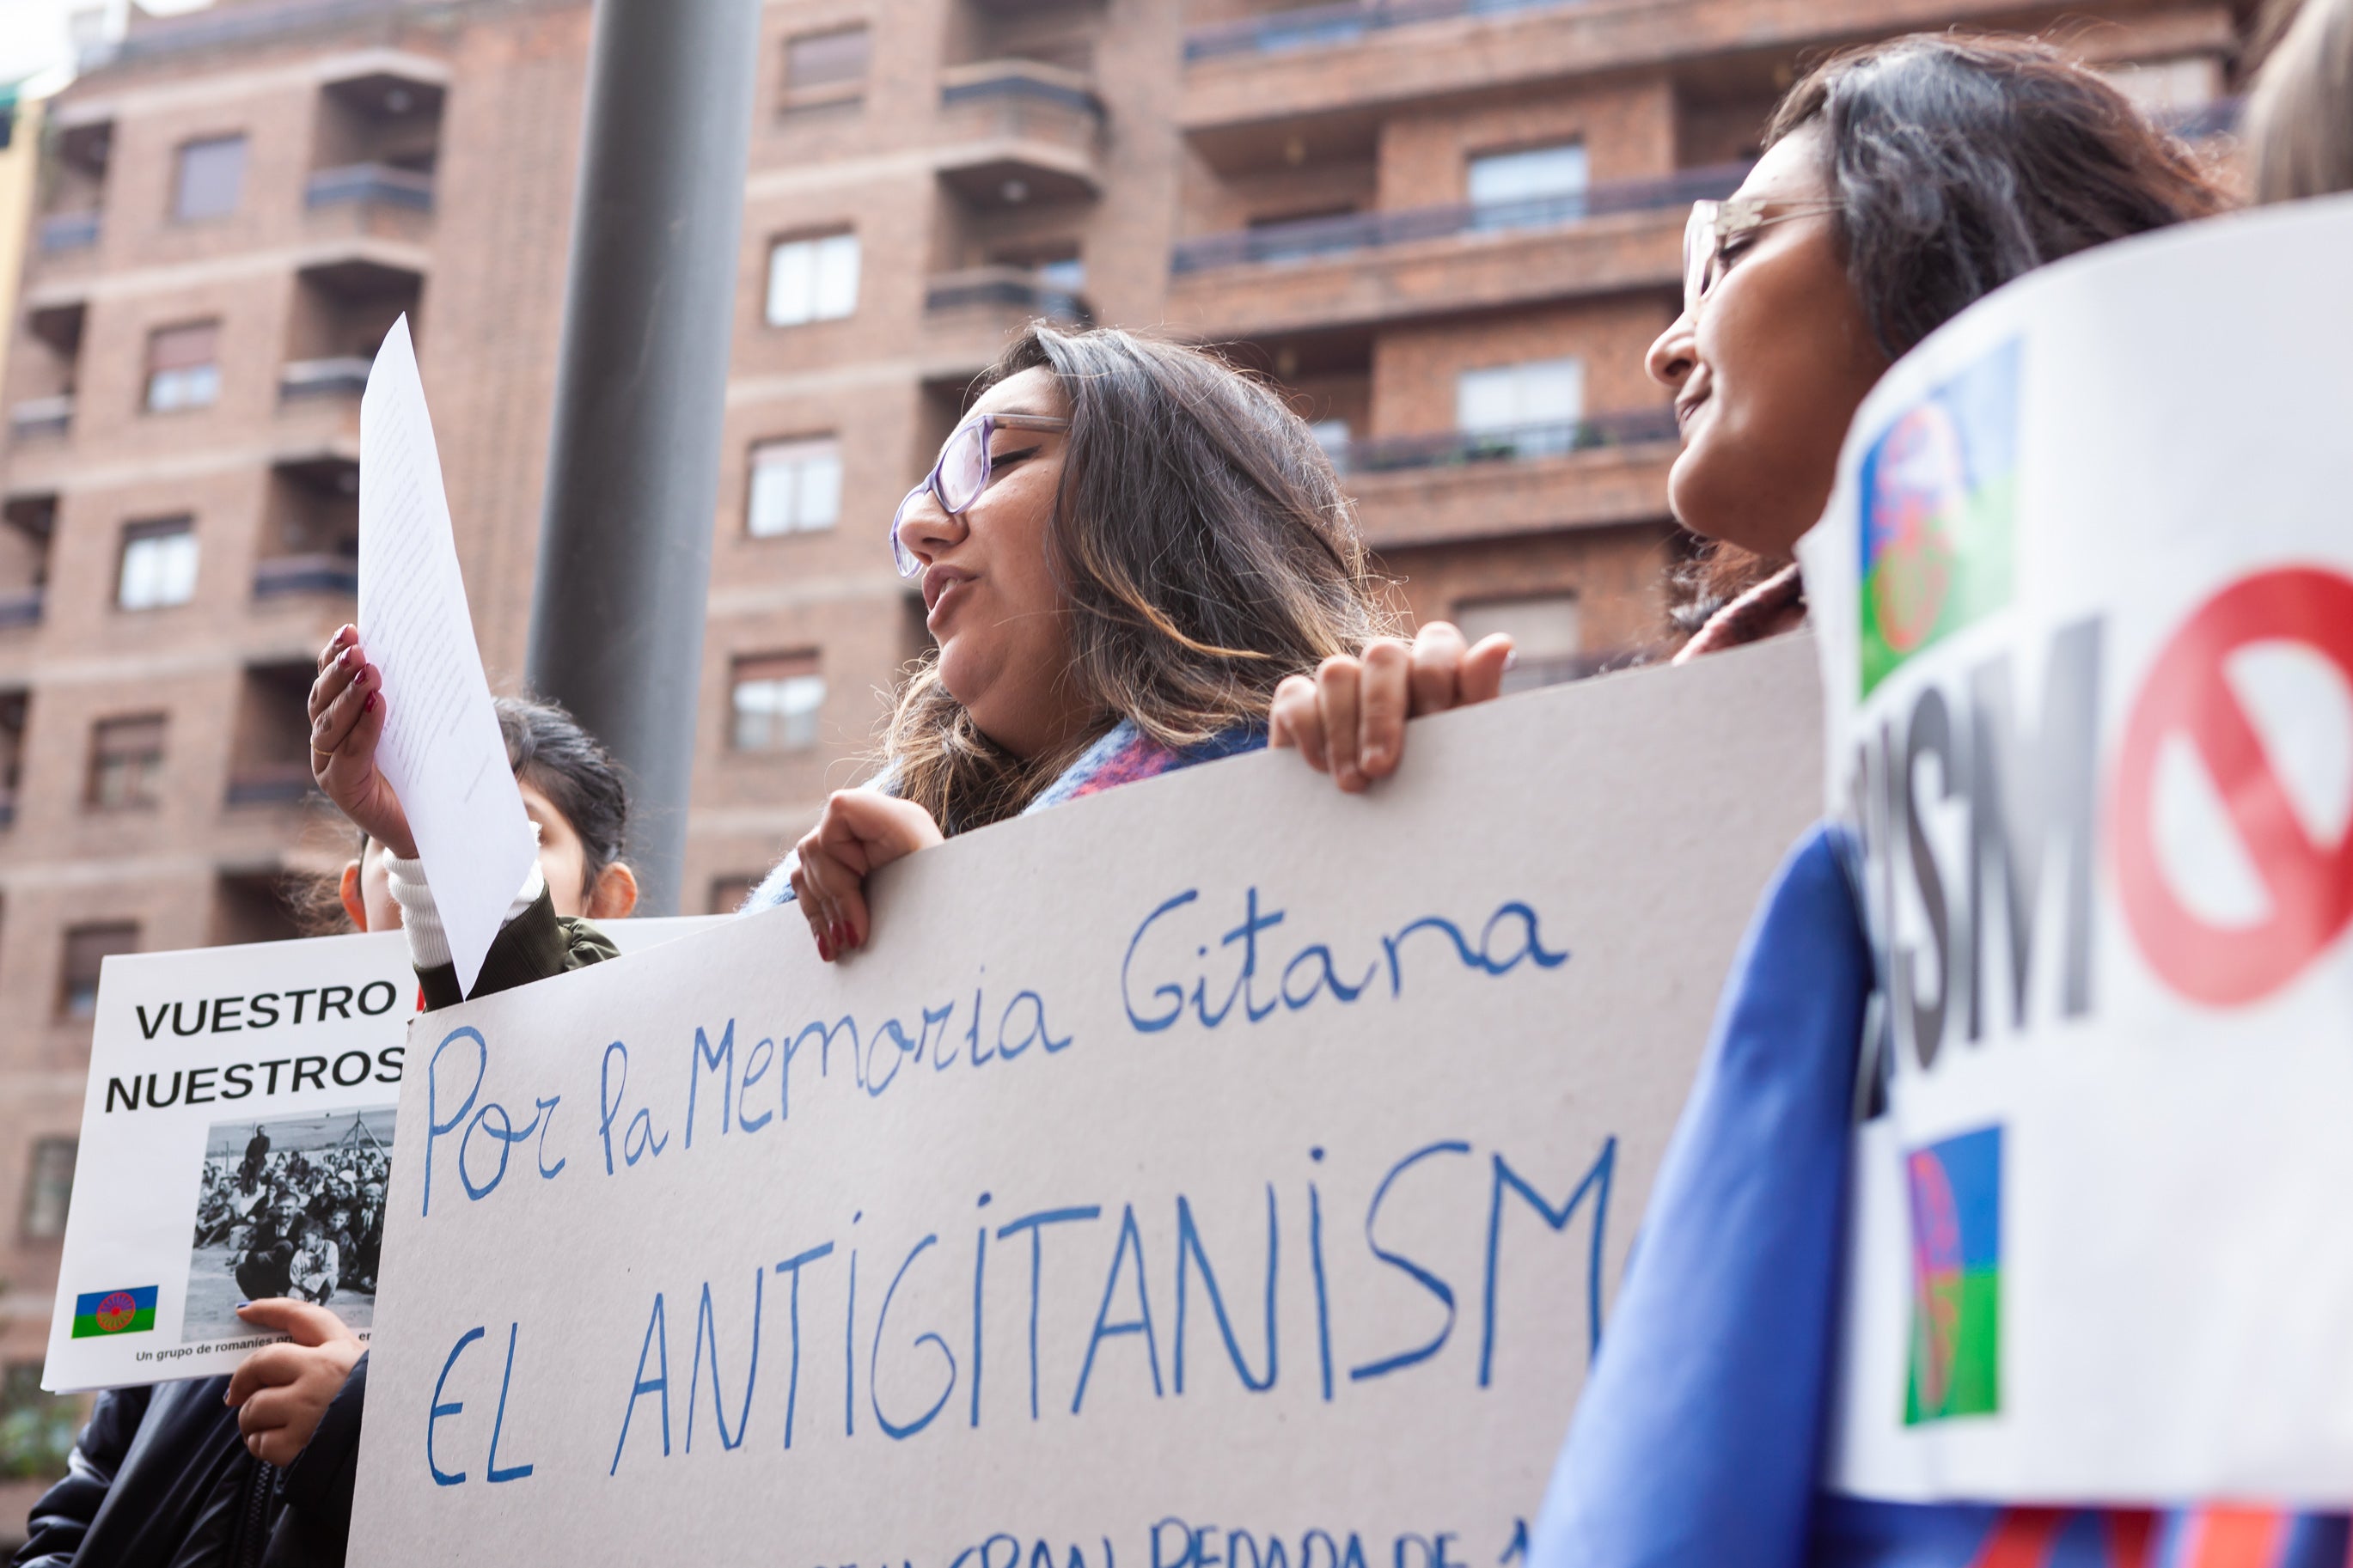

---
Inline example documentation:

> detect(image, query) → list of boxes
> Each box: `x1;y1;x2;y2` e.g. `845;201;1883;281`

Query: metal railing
38;211;101;253
8;397;73;440
1341;406;1678;473
1172;162;1743;274
111;0;422;64
225;767;317;807
1185;0;1581;62
254;554;359;599
279;357;375;400
924;266;1088;322
2165;96;2243;141
0;589;44;628
305;162;436;212
939;62;1104;118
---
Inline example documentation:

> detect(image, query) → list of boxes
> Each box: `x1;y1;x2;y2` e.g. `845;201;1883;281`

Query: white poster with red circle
1797;192;2353;1503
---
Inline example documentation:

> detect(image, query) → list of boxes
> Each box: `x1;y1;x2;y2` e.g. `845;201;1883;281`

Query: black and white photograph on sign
183;1107;394;1342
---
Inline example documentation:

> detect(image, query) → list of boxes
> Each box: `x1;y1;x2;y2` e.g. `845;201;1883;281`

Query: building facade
0;0;2246;1465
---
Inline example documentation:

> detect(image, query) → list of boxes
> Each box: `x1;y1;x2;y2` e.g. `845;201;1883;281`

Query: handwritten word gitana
1121;887;1568;1035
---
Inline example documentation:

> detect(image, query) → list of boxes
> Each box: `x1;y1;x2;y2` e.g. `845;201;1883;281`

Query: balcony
1186;0;1577;62
1166;171;1729;338
921;265;1088;379
936;61;1104;208
1176;162;1740;273
1181;0;2056;142
8;397;73;441
1343;409;1679;549
279;357;373;401
254;554;358;600
38;212;101;253
306;162;435;212
1347;406;1677;472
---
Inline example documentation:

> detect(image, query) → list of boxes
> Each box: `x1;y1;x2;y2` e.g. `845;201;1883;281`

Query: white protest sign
42;918;723;1393
1800;194;2353;1503
359;314;537;997
349;640;1821;1565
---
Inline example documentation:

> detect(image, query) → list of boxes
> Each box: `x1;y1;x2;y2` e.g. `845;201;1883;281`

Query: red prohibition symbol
2112;566;2353;1006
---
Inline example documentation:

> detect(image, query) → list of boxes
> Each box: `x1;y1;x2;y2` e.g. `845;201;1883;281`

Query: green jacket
415;884;619;1010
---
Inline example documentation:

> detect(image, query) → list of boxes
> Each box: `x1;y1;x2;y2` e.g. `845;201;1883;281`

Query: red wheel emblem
94;1290;137;1333
2112;567;2353;1004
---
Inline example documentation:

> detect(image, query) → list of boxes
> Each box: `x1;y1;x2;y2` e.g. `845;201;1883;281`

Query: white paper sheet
358;316;536;997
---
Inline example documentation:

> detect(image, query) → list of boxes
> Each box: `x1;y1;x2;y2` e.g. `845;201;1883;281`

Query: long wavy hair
1674;32;2233;636
882;325;1396;833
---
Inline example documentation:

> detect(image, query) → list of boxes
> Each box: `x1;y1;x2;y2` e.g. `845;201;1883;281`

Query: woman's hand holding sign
223;1299;364;1466
1270;621;1514;793
789;791;946;961
309;624;418;860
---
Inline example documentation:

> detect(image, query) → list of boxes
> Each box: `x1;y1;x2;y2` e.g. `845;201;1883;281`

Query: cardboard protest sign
42;918;723;1393
349;638;1820;1565
1800;194;2353;1502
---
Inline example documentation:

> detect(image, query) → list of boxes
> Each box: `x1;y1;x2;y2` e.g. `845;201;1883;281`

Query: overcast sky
3;0;217;96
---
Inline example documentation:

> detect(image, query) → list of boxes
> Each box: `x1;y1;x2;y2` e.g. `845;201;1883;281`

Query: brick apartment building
0;0;2244;1467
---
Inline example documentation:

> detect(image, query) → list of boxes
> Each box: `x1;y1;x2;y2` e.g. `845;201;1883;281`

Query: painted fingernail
363;692;377;713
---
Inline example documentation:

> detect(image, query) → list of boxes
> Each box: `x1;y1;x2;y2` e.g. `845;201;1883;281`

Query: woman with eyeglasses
751;323;1395;956
1521;37;2340;1568
1271;30;2228;790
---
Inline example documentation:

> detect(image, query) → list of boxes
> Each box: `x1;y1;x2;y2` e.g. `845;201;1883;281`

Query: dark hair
496;694;629;899
299;693;629;934
1767;33;2232;361
2248;0;2353;202
1676;33;2234;635
883;325;1397;832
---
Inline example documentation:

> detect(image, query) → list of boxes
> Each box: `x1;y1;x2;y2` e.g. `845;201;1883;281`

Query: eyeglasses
890;411;1073;577
1683;197;1843;317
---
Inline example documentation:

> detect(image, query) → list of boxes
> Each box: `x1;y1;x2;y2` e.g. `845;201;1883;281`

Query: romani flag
70;1285;158;1339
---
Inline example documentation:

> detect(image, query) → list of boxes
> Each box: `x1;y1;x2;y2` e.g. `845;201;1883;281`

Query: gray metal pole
526;0;761;915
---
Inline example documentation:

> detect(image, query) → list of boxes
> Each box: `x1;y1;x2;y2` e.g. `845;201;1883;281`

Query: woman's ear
338;861;366;931
587;862;639;920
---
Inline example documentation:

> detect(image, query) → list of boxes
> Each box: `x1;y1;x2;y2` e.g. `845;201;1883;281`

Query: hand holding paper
356;316;536;996
308;625;414;858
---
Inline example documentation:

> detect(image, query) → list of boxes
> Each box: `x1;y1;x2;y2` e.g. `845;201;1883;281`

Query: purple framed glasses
890;412;1072;577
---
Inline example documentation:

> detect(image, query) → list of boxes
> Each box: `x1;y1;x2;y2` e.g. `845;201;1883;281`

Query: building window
785;26;871;99
58;923;137;1019
731;652;825;753
1457;592;1586;692
118;518;199;609
88;714;166;810
173;134;246;221
21;1138;76;1238
0;691;27;826
1456;356;1585;456
1467;140;1589;210
710;874;761;914
766;232;859;326
2099;56;2223;115
145;321;221;412
748;436;843;537
1307;418;1352;466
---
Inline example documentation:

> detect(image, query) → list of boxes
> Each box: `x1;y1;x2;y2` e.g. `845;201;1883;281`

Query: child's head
338;695;638;932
